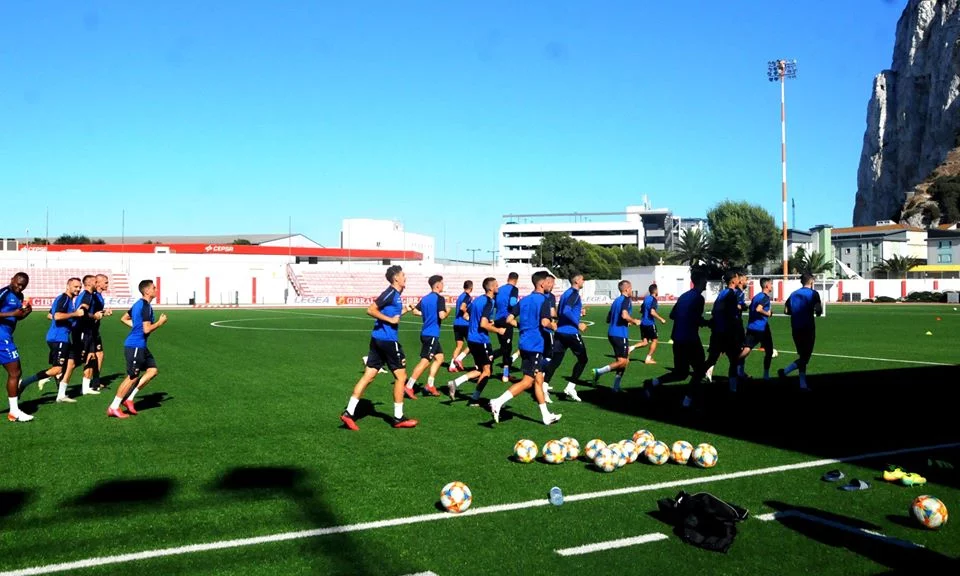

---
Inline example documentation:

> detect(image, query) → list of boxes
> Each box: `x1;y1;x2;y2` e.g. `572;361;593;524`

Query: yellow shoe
883;466;906;482
901;472;927;486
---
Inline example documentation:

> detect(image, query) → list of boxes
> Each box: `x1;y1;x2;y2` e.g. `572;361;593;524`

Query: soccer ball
440;481;472;513
620;440;639;464
594;447;617;473
645;441;670;465
514;439;538;463
632;429;655;448
693;443;719;468
585;439;607;461
911;495;949;529
609;444;628;468
542;440;567;464
671;441;694;464
560;437;580;461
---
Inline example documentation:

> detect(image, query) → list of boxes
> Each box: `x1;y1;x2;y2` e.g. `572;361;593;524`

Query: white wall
341;219;435;263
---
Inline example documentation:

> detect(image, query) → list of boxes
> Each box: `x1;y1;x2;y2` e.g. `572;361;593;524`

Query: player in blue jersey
449;280;473;373
543;272;588;402
740;277;775;380
446;277;507;405
705;271;748;383
779;272;823;390
488;271;561;426
1;273;35;422
644;272;710;407
91;274;114;390
493;272;520;382
60;275;103;396
404;275;447;398
591;280;642;393
703;271;744;392
627;284;667;364
107;279;167;418
340;265;419;430
538;273;559;403
17;278;84;404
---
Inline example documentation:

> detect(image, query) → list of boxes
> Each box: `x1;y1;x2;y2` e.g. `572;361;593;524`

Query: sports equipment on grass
542;440;566;464
594;447;617;473
584;439;606;461
645;441;670;465
693;443;719;468
440;481;472;513
560;437;580;461
911;495;948;529
514;439;538;463
671;441;694;464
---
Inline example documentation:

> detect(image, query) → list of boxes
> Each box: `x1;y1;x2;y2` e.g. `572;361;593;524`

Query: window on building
939;255;953;264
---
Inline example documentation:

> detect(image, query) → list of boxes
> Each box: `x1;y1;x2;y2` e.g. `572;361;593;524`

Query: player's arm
142;313;168;334
541;300;557;331
755;300;772;318
120;312;133;328
505;313;518;328
437;299;448;321
481;315;506;335
367;289;402;323
813;292;823;317
560;300;580;325
784;297;792;316
412;300;423;317
651;303;667;324
620;302;640;326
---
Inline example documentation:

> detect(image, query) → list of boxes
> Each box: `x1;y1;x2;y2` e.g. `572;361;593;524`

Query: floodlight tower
768;59;796;290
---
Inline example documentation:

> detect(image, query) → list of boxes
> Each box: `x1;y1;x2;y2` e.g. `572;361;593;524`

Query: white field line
755;511;924;549
399;572;439;576
2;441;957;576
554;533;668;556
213;310;953;367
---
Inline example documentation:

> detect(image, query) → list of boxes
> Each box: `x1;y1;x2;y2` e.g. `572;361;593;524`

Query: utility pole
467;248;480;265
768;59;797;289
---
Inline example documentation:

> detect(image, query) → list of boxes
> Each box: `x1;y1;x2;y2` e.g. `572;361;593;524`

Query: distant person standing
779;272;822;391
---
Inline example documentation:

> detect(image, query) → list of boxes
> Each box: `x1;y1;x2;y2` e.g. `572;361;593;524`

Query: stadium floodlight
767;59;797;291
466;248;481;265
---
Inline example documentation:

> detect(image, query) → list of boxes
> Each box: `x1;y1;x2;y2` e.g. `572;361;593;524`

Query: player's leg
648;344;691;391
81;349;98;394
627;338;649;355
4;353;32;422
341;340;385;429
563;334;587;401
497;324;514;381
108;348;143;419
761;326;774;380
404;356;430;399
593;337;624;384
645;338;659;364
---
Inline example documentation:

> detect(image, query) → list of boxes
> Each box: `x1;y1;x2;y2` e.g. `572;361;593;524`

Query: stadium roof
831;224;924;235
81;234;323;246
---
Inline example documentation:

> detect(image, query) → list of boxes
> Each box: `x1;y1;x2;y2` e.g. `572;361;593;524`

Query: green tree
706;201;778;271
797;250;833;275
929;175;960;223
674;227;710;267
873;254;923;279
232;238;252;245
92;238;106;245
531;232;588;279
54;234;91;245
615;245;662;268
30;238;49;245
581;244;621;280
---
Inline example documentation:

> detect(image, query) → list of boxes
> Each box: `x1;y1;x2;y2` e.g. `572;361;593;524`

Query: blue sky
1;0;905;258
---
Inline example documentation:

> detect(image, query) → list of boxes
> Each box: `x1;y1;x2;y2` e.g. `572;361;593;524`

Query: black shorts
640;324;658;341
673;339;705;375
494;320;514;345
419;335;443;360
365;338;406;372
792;328;815;361
124;346;157;378
519;350;543;377
541;331;555;359
608;336;630;359
744;326;773;352
709;332;741;358
555;332;587;358
467;341;494;368
93;331;104;353
47;342;69;368
70;331;96;361
453;325;469;342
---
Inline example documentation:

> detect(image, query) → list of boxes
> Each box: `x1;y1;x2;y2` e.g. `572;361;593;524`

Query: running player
539;273;558;403
446;277;506;405
488;271;561;426
340;265;418;430
404;275;447;398
91;274;113;390
1;273;34;422
544;272;588;402
740;277;774;380
61;275;102;396
779;272;822;390
493;272;519;382
703;271;743;392
107;279;167;418
591;280;642;392
449;280;473;372
18;278;84;403
705;271;748;382
627;284;667;364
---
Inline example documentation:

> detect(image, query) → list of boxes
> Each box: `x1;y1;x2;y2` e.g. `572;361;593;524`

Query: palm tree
798;250;833;275
674;228;710;267
873;254;923;279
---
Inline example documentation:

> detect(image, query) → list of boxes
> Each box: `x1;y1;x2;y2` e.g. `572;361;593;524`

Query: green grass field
2;304;959;575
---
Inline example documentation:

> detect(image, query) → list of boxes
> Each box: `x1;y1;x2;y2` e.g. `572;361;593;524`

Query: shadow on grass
98;372;124;386
73;478;176;507
0;489;31;518
132;391;171;412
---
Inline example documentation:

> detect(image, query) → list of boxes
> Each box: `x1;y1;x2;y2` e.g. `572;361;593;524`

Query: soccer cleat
106;407;129;419
705;366;714;383
883;466;906;482
453;358;465;372
7;411;34;422
592;369;600;384
448;364;458;373
38;377;51;391
466;398;484;408
501;375;510;383
339;411;359;431
55;396;78;404
123;400;139;415
563;383;582;402
391;416;418;428
901;473;927;486
490;400;502;423
446;381;457;401
403;386;417;400
423;385;440;397
777;368;786;380
83;388;101;396
542;413;562;426
543;382;553;392
644;357;656;365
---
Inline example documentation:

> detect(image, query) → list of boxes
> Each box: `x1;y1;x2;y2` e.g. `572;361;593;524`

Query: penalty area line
554;533;668;556
1;441;957;576
756;511;924;549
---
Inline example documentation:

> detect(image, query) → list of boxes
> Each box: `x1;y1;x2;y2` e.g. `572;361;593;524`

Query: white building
832;221;928;279
340;219;435;264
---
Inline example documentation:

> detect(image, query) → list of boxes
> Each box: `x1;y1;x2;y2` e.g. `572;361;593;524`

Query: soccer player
488;271;561;426
405;275;447;398
340;265;418;430
544;272;588;402
107;279;167;418
591;280;642;393
17;278;84;403
539;273;558;402
449;280;473;373
91;274;114;390
627;284;667;364
1;273;34;422
705;271;747;383
643;272;709;407
740;277;775;380
61;275;102;396
703;271;744;392
446;277;506;406
493;272;520;382
779;272;822;390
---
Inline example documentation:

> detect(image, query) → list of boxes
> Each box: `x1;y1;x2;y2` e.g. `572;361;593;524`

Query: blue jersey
0;287;24;339
670;289;705;343
453;292;472;327
785;287;822;331
556;287;582;335
124;298;154;348
735;288;746;319
640;294;658;326
747;292;772;332
415;292;446;338
371;286;403;342
46;293;74;343
607;295;632;338
72;290;96;333
517;292;547;353
494;284;519;321
540;292;557;337
467;294;495;344
711;288;739;334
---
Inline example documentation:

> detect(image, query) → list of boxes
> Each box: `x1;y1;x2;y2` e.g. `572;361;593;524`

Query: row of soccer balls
514;430;718;472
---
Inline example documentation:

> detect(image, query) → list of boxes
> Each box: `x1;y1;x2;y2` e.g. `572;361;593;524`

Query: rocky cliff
853;0;960;226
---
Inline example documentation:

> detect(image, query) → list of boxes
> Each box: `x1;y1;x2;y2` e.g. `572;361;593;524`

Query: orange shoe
403;386;418;400
340;411;359;431
123;400;139;415
391;416;418;428
423;385;440;397
107;407;129;419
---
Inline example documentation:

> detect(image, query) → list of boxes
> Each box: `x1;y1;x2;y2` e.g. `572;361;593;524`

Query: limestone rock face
853;0;960;226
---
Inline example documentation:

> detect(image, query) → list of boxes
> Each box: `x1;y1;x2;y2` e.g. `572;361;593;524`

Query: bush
875;296;897;303
905;291;943;303
862;298;874;303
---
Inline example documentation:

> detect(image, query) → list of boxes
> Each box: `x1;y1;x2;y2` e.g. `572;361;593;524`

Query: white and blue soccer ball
693;443;719;468
542;440;566;464
609;444;628;468
585;439;607;461
594;447;618;473
620;440;639;464
514;439;538;463
632;429;655;449
671;441;694;464
912;495;949;529
440;481;472;513
560;437;580;461
645;441;670;465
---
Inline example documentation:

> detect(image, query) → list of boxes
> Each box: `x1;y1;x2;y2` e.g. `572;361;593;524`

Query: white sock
110;397;122;410
456;352;467;362
596;366;612;376
784;362;798;375
511;351;520;362
8;396;19;415
82;377;91;391
493;390;513;406
427;377;435;388
405;378;415;390
346;396;360;416
394;403;404;420
454;374;471;386
58;381;68;398
538;402;550;419
127;387;139;402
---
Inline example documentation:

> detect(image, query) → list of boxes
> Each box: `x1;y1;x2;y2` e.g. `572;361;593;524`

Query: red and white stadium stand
0;268;133;299
292;269;489;299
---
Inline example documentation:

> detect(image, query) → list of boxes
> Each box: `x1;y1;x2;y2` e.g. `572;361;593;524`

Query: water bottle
549;486;564;506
